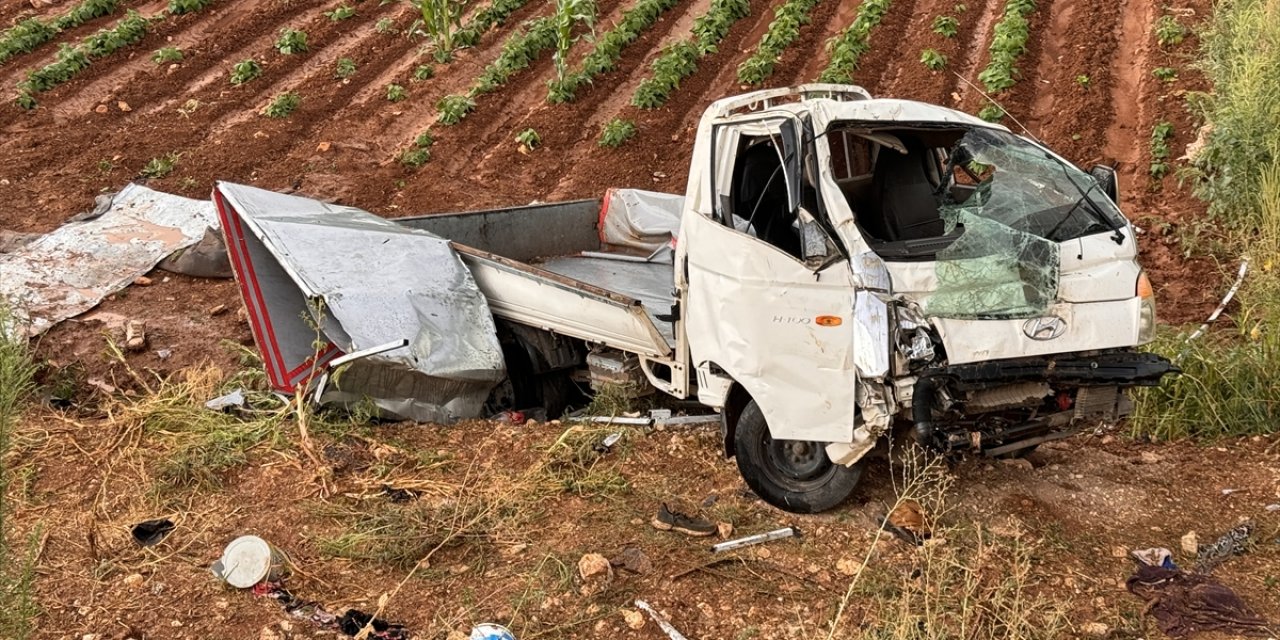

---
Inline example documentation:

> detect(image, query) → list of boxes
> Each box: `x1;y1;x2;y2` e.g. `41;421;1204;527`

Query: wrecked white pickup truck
218;84;1176;514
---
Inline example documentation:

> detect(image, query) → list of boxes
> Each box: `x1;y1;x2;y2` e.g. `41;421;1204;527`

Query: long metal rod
711;527;798;553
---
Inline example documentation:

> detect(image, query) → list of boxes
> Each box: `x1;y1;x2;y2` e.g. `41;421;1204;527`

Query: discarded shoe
651;503;716;537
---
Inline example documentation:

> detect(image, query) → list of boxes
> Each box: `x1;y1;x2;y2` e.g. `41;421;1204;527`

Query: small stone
1100;434;1116;445
83;634;102;640
1140;451;1164;464
622;609;645;630
278;620;292;632
122;573;144;586
1081;622;1110;637
806;563;821;575
836;557;858;576
210;304;228;316
316;141;331;152
133;275;153;286
1180;531;1198;555
578;553;611;579
716;521;733;539
755;546;772;559
258;625;280;640
1111;546;1128;558
95;104;108;113
1000;457;1034;471
117;100;132;112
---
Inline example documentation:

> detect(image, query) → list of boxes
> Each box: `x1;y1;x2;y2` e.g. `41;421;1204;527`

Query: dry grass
0;304;40;639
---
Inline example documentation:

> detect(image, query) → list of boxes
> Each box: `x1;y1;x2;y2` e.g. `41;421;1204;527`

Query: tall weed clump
1132;0;1280;439
0;306;40;638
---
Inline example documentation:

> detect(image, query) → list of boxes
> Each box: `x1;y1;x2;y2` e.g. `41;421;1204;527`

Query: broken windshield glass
924;128;1122;319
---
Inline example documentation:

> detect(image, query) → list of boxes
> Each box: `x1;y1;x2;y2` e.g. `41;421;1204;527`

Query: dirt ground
3;0;1272;636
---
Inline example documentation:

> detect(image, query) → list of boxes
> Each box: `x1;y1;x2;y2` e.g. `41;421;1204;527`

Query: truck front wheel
734;399;864;514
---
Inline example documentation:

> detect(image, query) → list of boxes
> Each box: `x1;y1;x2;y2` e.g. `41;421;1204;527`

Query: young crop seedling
414;131;435;148
261;91;300;118
932;15;959;38
1152;66;1177;82
1150;121;1174;179
386;83;407;102
550;0;597;91
818;0;892;83
399;131;435;168
152;46;183;63
978;102;1005;122
436;93;474;125
634;0;750;107
413;0;465;63
455;0;536;48
1154;14;1187;47
547;0;680;103
473;17;558;95
598;117;636;147
921;48;946;71
976;0;1036;93
140;152;179;178
325;4;356;20
737;0;821;86
335;57;357;79
515;127;541;151
168;0;212;15
1075;73;1090;87
376;17;396;33
413;64;435;80
276;28;308;54
230;59;262;85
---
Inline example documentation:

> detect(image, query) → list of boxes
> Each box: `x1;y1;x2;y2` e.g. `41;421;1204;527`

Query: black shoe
650;503;716;537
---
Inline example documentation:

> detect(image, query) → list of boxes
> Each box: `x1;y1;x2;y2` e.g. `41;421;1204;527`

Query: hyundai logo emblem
1022;316;1067;341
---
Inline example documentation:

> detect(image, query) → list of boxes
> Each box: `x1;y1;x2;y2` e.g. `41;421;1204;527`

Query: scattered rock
210;304;228;316
316;141;331;152
836;557;858;576
117;100;132;112
1111;546;1129;558
258;625;280;640
122;573;144;586
1140;451;1164;464
95;104;108;114
609;547;652;575
578;552;612;596
621;609;645;630
1081;621;1110;637
1100;434;1116;445
755;546;772;559
133;275;153;286
1000;457;1034;471
716;521;733;539
1180;531;1198;556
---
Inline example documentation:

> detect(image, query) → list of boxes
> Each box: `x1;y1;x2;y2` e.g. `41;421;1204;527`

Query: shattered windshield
942;128;1124;242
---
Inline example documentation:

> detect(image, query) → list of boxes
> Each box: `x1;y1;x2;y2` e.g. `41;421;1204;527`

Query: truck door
683;116;859;445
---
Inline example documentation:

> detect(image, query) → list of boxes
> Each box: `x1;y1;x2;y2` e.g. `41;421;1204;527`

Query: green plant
1075;73;1090;87
550;0;597;89
0;305;40;639
152;46;183;63
515;127;540;150
978;102;1005;122
15;11;149;108
168;0;213;14
376;17;396;33
0;0;122;65
932;14;959;38
633;0;750;107
140;152;179;178
436;93;474;124
262;91;300;118
399;147;431;167
817;0;891;83
413;0;465;62
598;117;635;147
335;56;356;78
921;48;946;70
230;58;262;84
472;16;558;95
548;0;679;102
1153;66;1177;81
385;83;407;102
414;131;435;148
276;28;308;54
1149;121;1174;179
413;63;434;80
976;0;1036;93
325;4;356;20
737;0;821;85
455;0;532;47
1155;14;1187;46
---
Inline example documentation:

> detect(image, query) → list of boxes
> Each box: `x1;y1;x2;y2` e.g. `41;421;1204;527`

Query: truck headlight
1137;271;1156;344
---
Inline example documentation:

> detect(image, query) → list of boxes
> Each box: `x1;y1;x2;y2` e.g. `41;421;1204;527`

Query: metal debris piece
634;600;689;640
711;526;799;553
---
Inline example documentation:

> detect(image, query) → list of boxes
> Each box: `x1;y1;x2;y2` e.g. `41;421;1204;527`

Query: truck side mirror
779;118;803;214
1089;164;1119;204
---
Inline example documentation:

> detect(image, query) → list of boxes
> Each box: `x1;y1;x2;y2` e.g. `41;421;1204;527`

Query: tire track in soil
249;0;556;209
1101;0;1158;189
540;0;781;201
385;0;718;212
1021;0;1121;165
881;0;965;104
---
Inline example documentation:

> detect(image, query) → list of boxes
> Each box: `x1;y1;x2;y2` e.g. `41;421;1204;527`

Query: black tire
734;399;865;514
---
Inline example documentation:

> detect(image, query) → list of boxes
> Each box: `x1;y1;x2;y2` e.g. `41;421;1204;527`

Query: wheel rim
760;432;838;492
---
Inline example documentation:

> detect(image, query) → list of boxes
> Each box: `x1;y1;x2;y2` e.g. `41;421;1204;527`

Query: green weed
1153;66;1177;82
261;91;300;118
413;63;434;80
376;17;396;33
152;46;183;63
325;4;356;20
1075;73;1090;87
598;117;636;147
140;152;179;178
515;127;540;150
978;102;1005;122
1155;14;1187;47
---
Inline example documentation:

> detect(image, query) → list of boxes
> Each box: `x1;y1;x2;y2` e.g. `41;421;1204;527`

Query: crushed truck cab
220;84;1176;515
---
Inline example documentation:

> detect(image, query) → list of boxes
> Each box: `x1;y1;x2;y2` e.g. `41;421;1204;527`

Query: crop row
546;0;681;103
16;10;152;109
975;0;1035;101
631;0;750;109
0;0;121;65
737;0;821;86
816;0;891;83
455;0;534;47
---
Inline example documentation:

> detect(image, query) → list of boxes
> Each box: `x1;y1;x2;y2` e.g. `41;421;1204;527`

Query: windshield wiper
1044;152;1123;243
